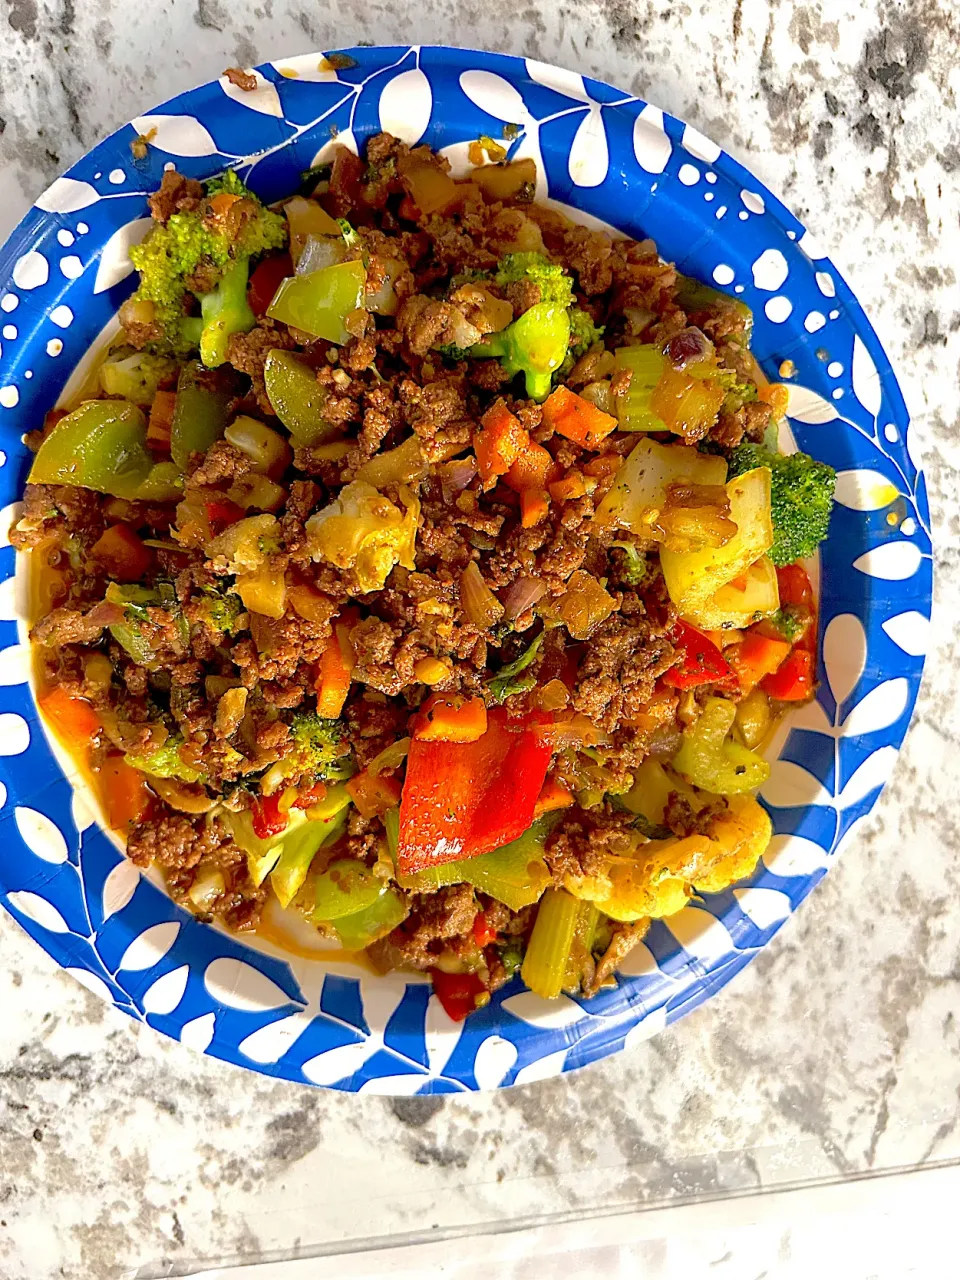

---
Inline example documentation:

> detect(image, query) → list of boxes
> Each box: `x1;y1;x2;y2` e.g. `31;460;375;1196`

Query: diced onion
297;233;346;275
555;570;615;640
500;574;546;621
188;868;225;909
224;416;292;478
460;561;504;630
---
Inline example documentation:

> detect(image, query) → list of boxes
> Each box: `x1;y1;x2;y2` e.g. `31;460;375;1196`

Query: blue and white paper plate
0;47;931;1093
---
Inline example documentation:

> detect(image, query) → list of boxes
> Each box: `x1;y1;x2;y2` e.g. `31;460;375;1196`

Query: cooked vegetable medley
16;132;835;1019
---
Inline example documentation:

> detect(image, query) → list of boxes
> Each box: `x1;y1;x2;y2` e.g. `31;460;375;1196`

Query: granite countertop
1;3;958;1278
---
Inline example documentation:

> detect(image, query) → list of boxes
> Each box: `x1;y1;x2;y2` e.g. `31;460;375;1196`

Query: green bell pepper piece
267;259;367;345
306;782;353;822
221;808;301;886
170;360;235;470
270;807;348;909
135;460;184;502
263;349;341;446
313;858;387;922
332;887;408;950
29;399;185;501
477;303;570;402
672;696;770;794
30;400;153;498
397;817;553;911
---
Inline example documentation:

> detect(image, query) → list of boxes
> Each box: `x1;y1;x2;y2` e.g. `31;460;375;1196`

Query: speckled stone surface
1;3;958;1278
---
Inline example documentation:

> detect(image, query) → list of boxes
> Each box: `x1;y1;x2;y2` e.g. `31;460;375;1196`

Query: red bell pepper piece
248;252;293;317
776;563;814;609
252;792;288;840
397;707;553;874
472;912;498;948
662;620;736;690
205;499;246;533
292;781;327;810
428;969;489;1022
726;631;792;693
761;647;815;701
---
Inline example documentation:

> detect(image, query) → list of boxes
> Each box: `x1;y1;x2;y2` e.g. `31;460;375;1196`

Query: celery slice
613;345;667;432
521;888;580;999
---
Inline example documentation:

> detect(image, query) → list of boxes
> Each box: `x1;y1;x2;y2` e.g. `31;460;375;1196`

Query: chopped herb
486;633;544;703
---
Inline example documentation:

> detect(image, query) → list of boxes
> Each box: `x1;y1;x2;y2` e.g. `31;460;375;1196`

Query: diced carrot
315;608;358;717
413;693;488;744
39;686;100;748
346;768;403;819
541;386;618;447
533;776;574;818
548;471;587;502
398;195;421;221
725;632;791;693
90;524;152;582
759;382;790;418
146;390;177;451
474;399;530;488
100;755;149;832
208;191;242;219
519;487;550;528
582;453;622;479
505;443;559;493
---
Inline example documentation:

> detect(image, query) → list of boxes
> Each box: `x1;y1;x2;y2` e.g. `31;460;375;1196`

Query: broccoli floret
435;341;475;361
125;736;206;784
478;303;570;401
287;712;354;781
200;589;245;635
728;443;836;566
555;307;606;381
495;252;574;308
126;169;287;367
608;542;654;589
767;605;811;644
568;307;604;357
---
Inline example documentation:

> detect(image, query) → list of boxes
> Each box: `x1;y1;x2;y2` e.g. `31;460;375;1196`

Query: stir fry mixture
15;132;836;1018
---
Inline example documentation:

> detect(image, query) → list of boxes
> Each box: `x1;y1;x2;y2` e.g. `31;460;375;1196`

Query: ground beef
188;440;254;486
544;806;641;881
663;791;729;838
571;610;676;731
585;920;649;996
387;884;478;969
223;66;258;91
147;169;204;224
31;604;111;648
126;811;222;871
225;318;295;413
396;295;457;356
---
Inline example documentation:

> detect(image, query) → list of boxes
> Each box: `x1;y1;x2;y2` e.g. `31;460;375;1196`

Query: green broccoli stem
193;259;256;369
475;302;570;403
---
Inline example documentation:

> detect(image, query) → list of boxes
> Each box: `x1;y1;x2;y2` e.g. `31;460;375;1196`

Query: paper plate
0;46;931;1092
